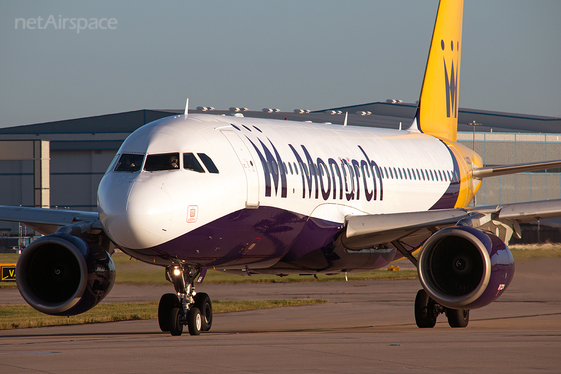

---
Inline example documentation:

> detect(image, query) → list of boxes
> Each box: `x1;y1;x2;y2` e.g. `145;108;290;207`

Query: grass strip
115;268;418;285
509;243;561;259
111;254;418;284
0;299;327;330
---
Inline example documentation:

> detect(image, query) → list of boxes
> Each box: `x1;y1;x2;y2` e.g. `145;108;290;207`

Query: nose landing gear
158;264;213;336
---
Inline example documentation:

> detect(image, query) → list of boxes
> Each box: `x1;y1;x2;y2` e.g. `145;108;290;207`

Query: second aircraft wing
0;205;100;235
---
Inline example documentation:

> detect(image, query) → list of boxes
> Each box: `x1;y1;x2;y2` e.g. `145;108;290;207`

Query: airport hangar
1;100;561;245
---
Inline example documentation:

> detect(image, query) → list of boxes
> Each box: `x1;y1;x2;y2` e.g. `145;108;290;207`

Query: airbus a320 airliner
5;0;561;336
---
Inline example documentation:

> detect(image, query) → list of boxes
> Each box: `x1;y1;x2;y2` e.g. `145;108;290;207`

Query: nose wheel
187;307;202;335
157;265;212;336
194;292;213;331
169;306;184;336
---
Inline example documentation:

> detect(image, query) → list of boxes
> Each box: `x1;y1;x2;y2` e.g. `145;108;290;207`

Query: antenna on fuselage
184;98;189;116
343;112;348;127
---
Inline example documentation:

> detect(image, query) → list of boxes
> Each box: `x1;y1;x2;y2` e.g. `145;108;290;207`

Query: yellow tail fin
412;0;464;141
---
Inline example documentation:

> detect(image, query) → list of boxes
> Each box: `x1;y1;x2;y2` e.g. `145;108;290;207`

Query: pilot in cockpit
170;155;179;169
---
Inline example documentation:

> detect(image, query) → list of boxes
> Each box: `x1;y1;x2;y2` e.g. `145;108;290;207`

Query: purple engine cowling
418;226;515;309
16;233;116;316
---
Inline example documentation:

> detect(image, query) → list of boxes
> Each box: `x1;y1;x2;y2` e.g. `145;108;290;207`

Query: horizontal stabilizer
472;160;561;179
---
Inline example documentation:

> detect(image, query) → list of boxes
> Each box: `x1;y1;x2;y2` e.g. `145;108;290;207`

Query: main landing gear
158;264;213;336
414;289;469;328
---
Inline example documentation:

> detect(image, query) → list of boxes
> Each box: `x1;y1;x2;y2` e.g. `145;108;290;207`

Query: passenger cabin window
144;153;180;172
184;153;205;173
197;153;219;174
115;154;144;172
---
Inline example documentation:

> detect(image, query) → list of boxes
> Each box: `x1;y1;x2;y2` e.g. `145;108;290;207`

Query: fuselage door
220;130;260;208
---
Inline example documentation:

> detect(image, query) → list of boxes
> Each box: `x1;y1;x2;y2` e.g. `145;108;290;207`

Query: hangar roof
324;102;561;133
0;102;559;152
0;110;182;135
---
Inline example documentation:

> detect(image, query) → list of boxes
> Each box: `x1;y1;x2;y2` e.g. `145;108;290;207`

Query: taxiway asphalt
1;258;561;373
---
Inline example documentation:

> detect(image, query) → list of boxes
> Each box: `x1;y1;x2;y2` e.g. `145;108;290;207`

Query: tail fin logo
415;0;463;141
442;39;459;118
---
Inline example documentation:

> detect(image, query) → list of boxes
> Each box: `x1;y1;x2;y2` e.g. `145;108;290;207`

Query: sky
1;0;560;128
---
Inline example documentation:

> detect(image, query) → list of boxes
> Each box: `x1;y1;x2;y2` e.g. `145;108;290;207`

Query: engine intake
16;233;116;316
418;226;514;309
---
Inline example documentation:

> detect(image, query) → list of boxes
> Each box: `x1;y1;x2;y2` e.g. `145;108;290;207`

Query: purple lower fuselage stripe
124;206;342;268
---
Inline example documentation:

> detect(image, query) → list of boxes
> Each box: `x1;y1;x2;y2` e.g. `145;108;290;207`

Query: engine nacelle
418;226;514;310
16;233;116;316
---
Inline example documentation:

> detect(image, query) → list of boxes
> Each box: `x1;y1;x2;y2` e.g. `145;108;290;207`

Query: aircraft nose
99;175;172;249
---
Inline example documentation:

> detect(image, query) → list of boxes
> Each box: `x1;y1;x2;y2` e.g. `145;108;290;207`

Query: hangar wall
0;159;34;208
0;148;117;235
50;149;116;210
457;133;561;206
0;149;117;211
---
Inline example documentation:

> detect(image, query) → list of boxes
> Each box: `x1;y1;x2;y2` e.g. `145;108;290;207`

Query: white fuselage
98;113;463;271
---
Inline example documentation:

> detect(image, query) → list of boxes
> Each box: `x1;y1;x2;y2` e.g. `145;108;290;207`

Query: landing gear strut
157;264;213;336
414;289;469;328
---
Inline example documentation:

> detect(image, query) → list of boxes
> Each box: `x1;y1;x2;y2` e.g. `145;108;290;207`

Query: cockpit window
106;153;119;174
144;153;180;172
184;153;205;173
114;154;144;172
197;153;219;174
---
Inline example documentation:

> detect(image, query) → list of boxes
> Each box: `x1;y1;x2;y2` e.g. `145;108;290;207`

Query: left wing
343;208;471;251
342;198;561;253
0;205;100;235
